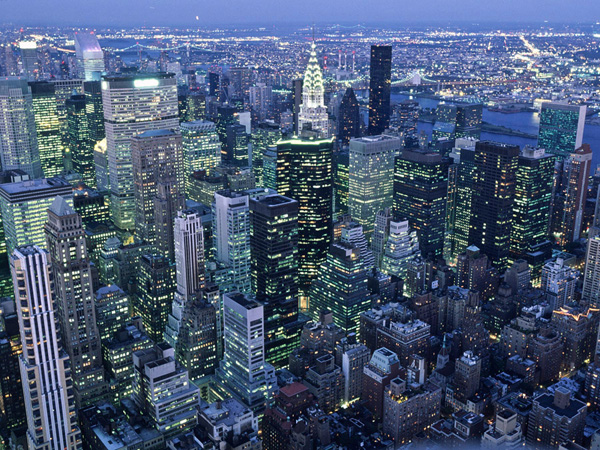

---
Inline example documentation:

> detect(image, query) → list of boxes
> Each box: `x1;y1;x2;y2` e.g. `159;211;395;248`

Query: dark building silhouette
368;45;392;135
338;87;360;146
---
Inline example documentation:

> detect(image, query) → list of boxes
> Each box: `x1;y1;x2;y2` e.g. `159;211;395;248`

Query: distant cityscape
1;20;600;450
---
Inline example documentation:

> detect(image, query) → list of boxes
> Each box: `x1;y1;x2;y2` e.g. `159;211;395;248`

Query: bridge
392;70;521;89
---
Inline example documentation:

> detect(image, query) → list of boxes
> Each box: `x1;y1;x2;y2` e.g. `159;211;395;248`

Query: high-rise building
538;102;585;160
250;121;281;187
213;190;251;293
453;350;481;404
215;292;277;414
510;147;554;277
349;135;401;239
225;123;250;167
84;80;105;155
102;73;179;230
372;207;392;268
180;120;221;186
551;144;592;247
45;197;106;407
29;81;63;177
368;45;392;135
132;344;200;438
95;285;129;343
469;142;520;271
250;194;301;368
0;177;73;257
298;42;329;136
333;149;349;215
380;220;421;282
134;254;175;342
393;148;449;258
10;246;82;450
18;41;38;79
362;347;401;420
541;258;578;310
66;95;96;186
338;87;360;146
131;129;184;256
74;31;105;81
0;78;42;178
309;241;374;335
583;236;600;307
274;135;333;303
433;103;483;142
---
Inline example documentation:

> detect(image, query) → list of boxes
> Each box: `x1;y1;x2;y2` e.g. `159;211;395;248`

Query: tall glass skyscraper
10;246;82;450
348;135;401;240
66;94;95;186
393;149;449;258
538;102;585;160
180;120;221;192
0;78;42;178
29;81;63;177
469;141;520;271
101;73;179;230
338;87;360;146
368;45;392;135
74;31;105;81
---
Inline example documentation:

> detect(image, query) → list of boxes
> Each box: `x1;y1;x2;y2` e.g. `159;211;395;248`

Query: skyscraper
380;220;421;282
338;87;360;146
215;292;277;414
583;236;600;307
334;149;349;215
180;120;221;188
84;80;105;186
66;94;95;186
29;81;63;177
45;197;106;407
275;135;334;304
551;144;592;247
372;207;392;268
131;129;184;257
538;102;585;160
102;73;179;230
213;190;251;294
298;41;329;136
0;78;42;178
510;147;554;277
74;31;105;81
349;135;401;239
309;241;374;335
250;121;281;186
11;246;82;450
250;194;300;368
368;45;392;135
19;41;38;79
393;148;449;258
225;123;250;167
469;141;520;271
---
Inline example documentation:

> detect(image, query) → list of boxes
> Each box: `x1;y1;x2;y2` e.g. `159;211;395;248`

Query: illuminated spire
299;35;329;136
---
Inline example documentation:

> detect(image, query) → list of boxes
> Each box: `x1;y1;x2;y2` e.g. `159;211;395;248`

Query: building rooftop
49;195;76;217
535;393;586;419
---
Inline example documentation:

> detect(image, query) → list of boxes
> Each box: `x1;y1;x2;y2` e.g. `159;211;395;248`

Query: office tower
338;87;360;146
275;135;333;302
551;144;592;247
383;378;441;445
0;298;26;438
74;31;105;81
249;83;273;121
225;123;250;167
213;190;251;293
334;149;349;215
538;102;586;159
131;130;184;254
215;105;237;150
132;344;200;438
228;66;251;99
309;241;374;335
250;194;300;368
165;210;205;349
292;78;303;134
304;354;344;413
134;254;175;342
95;285;129;342
0;177;73;257
181;120;221;187
44;197;106;407
368;45;392;135
432;104;457;142
84;80;104;187
372;208;392;268
349;135;401;239
251;121;281;186
10;246;82;450
94;138;109;191
215;292;277;414
552;305;599;370
362;348;401;420
510;147;554;276
469;142;519;270
208;72;220;98
526;388;586;448
66;94;96;186
456;103;483;139
584;237;600;307
380;219;421;281
29;81;62;177
338;220;375;269
392;100;419;145
298;41;329;136
102;73;178;230
18;41;38;79
541;258;578;309
0;78;42;178
393;149;449;258
453;350;481;404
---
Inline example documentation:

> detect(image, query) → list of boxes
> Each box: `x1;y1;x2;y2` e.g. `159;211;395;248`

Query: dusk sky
1;0;600;26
